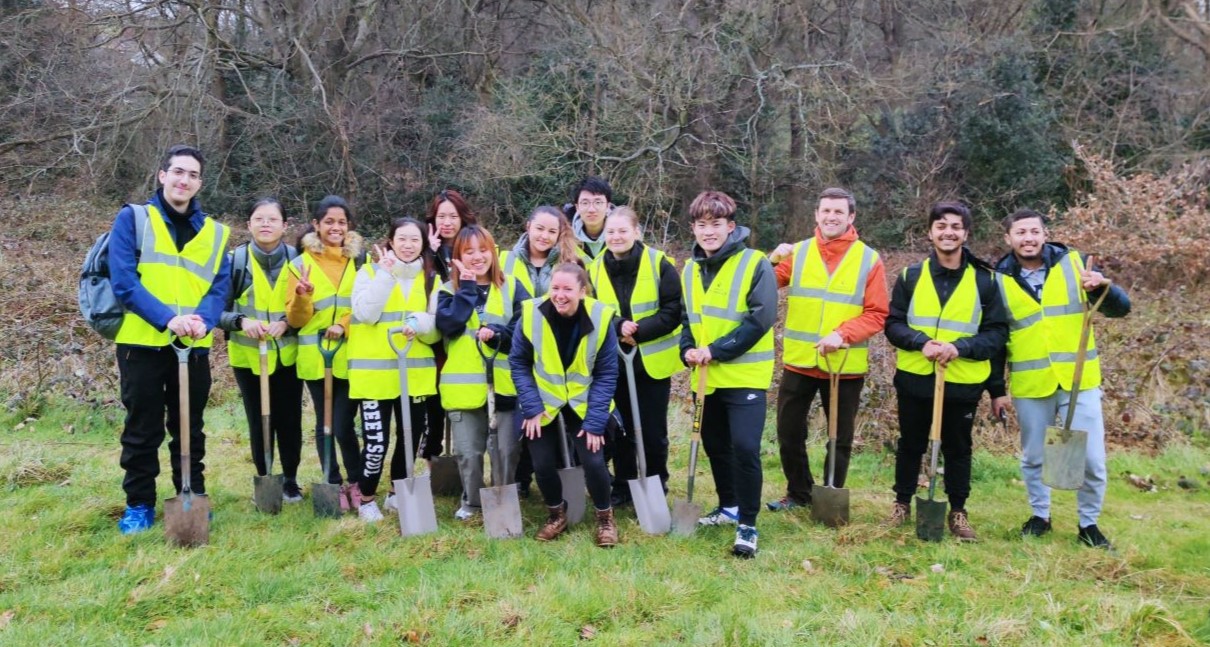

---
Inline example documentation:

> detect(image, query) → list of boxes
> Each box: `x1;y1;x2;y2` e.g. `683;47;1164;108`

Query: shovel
311;332;344;518
915;364;947;542
556;412;587;526
671;364;708;536
811;347;851;528
478;339;523;538
428;418;462;496
389;329;439;536
620;345;671;535
252;340;284;514
164;338;210;547
1043;281;1112;490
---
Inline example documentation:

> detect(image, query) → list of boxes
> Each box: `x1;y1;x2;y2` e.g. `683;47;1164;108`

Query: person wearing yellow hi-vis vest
286;195;366;513
108;145;232;535
347;218;441;523
511;264;622;547
987;209;1131;549
435;225;530;521
763;188;889;514
219;198;304;504
884;202;1008;542
678;191;778;559
588;206;684;507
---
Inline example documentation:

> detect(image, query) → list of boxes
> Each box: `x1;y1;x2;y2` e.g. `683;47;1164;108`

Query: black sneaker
1078;524;1112;549
610;488;633;508
1021;515;1052;538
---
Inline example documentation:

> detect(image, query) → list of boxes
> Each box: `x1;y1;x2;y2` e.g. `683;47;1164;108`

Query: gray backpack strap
231;243;250;299
128;203;149;259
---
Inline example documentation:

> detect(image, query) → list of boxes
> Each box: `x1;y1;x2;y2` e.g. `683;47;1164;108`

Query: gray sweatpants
1013;387;1107;528
449;406;519;509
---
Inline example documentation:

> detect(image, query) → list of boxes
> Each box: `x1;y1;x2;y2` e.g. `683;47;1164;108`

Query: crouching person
510;263;622;547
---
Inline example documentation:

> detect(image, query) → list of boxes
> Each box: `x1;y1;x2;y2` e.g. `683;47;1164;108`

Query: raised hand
451;258;475;282
428;223;442;252
295;263;314;296
768;242;795;264
374;243;396;271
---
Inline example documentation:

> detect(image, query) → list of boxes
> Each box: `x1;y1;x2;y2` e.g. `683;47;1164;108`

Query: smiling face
526;211;561;256
815;197;855;241
576;191;609;231
390;222;424;263
459;234;495;280
157;155;202;211
313;207;348;248
548;270;587;317
604;212;640;256
928;213;969;255
692;217;736;256
434;200;462;241
1004;216;1047;267
248;203;286;250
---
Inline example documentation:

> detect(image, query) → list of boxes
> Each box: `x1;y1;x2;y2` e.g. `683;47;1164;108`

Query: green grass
1;397;1208;646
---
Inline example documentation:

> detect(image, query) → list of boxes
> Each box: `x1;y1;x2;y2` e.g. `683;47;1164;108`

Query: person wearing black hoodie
679;191;778;558
588;207;684;506
884;201;1008;542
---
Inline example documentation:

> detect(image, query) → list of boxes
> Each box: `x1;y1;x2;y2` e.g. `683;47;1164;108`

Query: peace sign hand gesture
295;263;314;296
373;243;396;271
450;258;476;282
428;223;442;252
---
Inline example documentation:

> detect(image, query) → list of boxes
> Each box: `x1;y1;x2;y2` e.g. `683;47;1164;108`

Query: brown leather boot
595;508;618;547
948;510;978;542
886;501;911;527
535;501;568;541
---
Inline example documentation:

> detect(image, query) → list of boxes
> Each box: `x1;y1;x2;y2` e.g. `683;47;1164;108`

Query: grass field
1;394;1208;646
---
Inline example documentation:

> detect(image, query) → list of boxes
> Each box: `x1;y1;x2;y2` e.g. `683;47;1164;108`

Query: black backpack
78;204;148;340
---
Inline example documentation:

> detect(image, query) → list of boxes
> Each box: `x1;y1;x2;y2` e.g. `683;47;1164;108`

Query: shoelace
951;512;972;530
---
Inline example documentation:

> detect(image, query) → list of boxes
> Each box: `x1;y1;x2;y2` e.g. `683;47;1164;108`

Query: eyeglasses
578;199;607;208
167;167;201;181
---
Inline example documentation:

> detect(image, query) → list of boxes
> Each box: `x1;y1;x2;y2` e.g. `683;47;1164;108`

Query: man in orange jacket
766;188;889;511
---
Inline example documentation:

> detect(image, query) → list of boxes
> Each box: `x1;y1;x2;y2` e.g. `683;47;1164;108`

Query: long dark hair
297;195;354;247
425;189;478;240
386;216;434;278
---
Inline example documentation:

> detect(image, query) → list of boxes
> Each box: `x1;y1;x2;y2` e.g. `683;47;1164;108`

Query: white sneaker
733;524;758;558
698;506;739;526
454;505;479;521
384;494;397;513
359;501;384;523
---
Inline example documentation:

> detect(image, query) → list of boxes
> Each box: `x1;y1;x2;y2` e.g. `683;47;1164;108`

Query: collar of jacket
691;224;751;269
151;188;205;229
301;229;364;259
603;241;645;275
995;242;1072;276
538;297;595;335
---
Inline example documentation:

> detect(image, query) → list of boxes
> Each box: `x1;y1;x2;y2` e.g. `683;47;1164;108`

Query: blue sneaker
118;504;155;535
733;524;758;558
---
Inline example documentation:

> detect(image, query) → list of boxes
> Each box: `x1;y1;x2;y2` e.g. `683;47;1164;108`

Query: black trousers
700;387;768;526
528;408;613;510
775;371;865;504
358;396;431;497
421;392;446;457
232;364;303;481
304;377;361;485
893;390;977;510
611;366;671;488
117;344;210;507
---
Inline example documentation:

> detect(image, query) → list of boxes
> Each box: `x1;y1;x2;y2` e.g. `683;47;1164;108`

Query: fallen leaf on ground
580;624;597;640
0;610;14;629
930;563;945;573
801;559;815;573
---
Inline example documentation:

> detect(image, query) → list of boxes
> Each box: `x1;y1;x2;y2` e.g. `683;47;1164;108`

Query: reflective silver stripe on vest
139;227;226;285
529;303;567;388
351;311;407;325
727;350;776;364
1008;311;1043;331
786;242;873;306
642;333;681;355
782;329;868;348
441;372;486;385
348;357;437;371
1050;349;1098;363
906;264;982;336
632;300;658;313
1010;358;1051;372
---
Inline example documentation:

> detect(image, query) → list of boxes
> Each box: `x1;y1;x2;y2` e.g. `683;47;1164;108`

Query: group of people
107;144;1130;559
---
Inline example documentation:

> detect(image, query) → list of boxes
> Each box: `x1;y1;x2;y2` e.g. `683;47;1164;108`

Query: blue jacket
109;190;232;348
509;298;619;436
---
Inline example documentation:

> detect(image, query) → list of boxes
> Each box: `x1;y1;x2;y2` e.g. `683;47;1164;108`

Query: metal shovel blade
311;482;343;518
915;496;947;542
164;493;210;547
1043;426;1088;490
430;455;462;496
559;468;587;526
629;475;671;535
253;474;284;514
480;483;524;539
670;499;701;537
811;485;850;528
393;476;439;537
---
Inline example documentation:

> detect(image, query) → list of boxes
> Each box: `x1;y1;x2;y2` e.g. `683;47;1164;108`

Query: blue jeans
1013;387;1107;527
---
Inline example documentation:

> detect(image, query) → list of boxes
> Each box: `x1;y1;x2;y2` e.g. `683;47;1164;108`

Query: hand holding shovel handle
1061;274;1112;434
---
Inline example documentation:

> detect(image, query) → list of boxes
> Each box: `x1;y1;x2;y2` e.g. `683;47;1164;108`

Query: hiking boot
947;510;978;542
118;504;155;535
886;501;911;527
1021;515;1052;538
698;506;739;526
282;481;303;503
1078;524;1113;549
536;501;569;541
454;505;479;521
766;496;807;512
358;500;384;523
595;508;619;547
733;524;759;558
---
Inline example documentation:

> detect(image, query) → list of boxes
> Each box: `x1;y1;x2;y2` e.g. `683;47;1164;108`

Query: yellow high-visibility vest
519;297;616;422
895;259;990;384
682;249;775;393
115;204;230;348
500;246;590;298
998;252;1100;397
227;247;297;374
292;253;355;381
588;247;683;380
783;238;878;373
439;279;518;409
347;264;438;400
